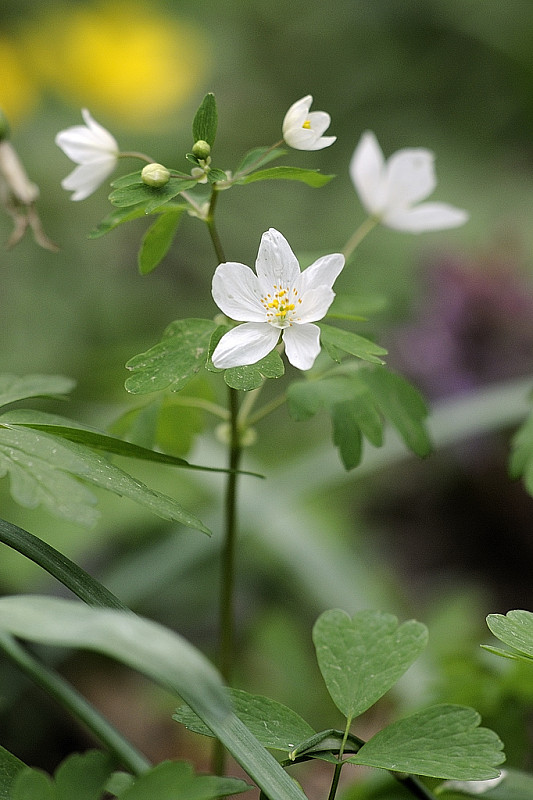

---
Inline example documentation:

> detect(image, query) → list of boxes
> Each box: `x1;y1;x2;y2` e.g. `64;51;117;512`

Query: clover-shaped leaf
313;609;428;719
125;319;217;395
349;705;505;780
484;610;533;662
223;350;285;391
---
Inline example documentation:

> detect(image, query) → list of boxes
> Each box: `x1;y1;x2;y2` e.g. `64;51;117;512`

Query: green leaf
349;705;505;780
312;609;428;719
438;768;530;799
109;178;196;212
485;610;533;661
286;377;356;421
237;166;334;187
11;769;55;800
0;374;75;408
319;323;387;365
114;761;249;800
207;168;228;183
224;350;285;390
0;745;26;800
326;293;387;322
0;417;210;532
174;688;316;751
192;93;218;146
110;171;144;189
0;597;308;800
359;367;432;457
138;208;185;275
125;319;217;394
235;147;287;176
54;751;115;800
89;205;148;238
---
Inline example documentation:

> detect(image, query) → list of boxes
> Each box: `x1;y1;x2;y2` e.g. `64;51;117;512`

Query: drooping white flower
212;228;344;371
282;95;336;151
55;109;119;201
349;131;469;233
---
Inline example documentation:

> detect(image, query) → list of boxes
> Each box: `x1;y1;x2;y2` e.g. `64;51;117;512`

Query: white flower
349;131;469;233
282;95;336;151
55;109;119;201
211;228;344;371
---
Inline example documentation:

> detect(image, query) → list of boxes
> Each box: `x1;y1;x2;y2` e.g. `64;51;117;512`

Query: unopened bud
141;162;170;187
192;140;211;160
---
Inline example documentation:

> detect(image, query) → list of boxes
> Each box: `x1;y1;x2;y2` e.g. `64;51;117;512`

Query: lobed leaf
109;178;196;212
174;688;316;752
125;319;217;395
112;760;249;800
0;745;25;800
312;609;428;720
235;146;287;176
138;207;185;274
237;166;334;187
89;205;148;238
349;705;505;780
223;350;285;390
485;610;533;660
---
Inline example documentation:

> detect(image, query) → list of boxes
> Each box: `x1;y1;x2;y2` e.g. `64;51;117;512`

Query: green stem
118;150;156;164
0;631;150;775
341;215;379;260
206;188;225;264
246;391;288;428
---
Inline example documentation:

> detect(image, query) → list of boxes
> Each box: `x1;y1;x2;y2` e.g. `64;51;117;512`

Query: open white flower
212;228;344;370
55;109;119;201
349;131;468;233
282;95;336;151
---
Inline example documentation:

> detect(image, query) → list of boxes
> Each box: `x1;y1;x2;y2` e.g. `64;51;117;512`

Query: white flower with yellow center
282;95;336;151
350;131;469;233
55;109;119;201
211;228;344;370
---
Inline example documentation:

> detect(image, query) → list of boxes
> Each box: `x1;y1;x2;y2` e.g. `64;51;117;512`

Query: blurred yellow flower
0;36;39;122
23;1;210;129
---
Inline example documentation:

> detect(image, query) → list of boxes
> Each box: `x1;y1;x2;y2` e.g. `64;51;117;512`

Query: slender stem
165;395;229;420
0;631;150;776
392;774;439;800
206;188;226;264
327;718;352;800
231;139;285;182
118;150;156;164
341;215;379;260
246;391;288;427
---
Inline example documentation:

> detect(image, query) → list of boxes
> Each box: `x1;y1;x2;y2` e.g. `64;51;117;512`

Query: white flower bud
141;162;170;187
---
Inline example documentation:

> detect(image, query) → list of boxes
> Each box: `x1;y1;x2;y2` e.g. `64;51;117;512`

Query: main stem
206;188;243;774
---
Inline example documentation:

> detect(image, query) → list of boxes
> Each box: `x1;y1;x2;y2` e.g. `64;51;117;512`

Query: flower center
261;285;302;328
302;119;312;129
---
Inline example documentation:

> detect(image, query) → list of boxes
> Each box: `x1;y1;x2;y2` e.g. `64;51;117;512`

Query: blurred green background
2;0;533;795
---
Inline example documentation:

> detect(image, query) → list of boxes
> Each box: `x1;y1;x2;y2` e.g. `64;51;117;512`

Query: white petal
212;262;265;321
282;95;312;136
296;286;336;323
55;110;118;164
255;228;301;287
383;202;469;233
349;131;385;215
283;323;321;370
306;111;332;137
298;253;344;295
287;131;336;151
384;148;436;209
60;160;116;201
211;323;280;368
81;109;119;151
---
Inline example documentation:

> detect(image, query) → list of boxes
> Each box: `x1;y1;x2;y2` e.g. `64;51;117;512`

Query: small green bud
192;139;211;160
0;109;11;142
141;162;170;187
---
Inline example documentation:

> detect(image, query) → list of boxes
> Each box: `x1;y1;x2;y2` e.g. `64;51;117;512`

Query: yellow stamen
302;120;311;129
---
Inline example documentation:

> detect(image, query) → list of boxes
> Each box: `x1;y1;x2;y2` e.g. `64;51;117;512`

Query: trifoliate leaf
0;374;75;408
237;166;333;187
223;350;284;391
484;610;533;662
319;323;387;364
109;178;196;212
349;705;505;780
192;93;218;147
138;207;185;274
312;609;428;719
125;319;217;394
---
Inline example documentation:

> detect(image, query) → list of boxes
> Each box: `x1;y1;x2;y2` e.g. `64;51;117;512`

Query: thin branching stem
341;215;379;260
